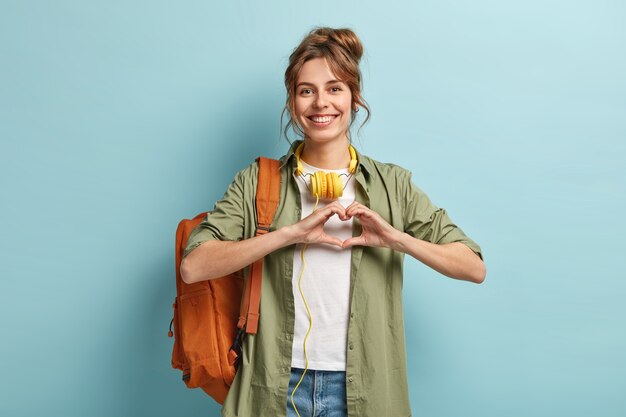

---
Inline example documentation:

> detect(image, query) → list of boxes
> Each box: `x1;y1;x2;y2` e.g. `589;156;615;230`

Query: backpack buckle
229;327;246;370
256;224;271;235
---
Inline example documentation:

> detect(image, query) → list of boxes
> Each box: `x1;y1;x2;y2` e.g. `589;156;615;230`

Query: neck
299;138;351;170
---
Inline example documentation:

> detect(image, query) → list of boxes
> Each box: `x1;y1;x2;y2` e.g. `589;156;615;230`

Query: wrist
389;231;409;252
279;225;300;246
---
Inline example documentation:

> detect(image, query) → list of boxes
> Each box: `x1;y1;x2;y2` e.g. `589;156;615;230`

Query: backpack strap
236;157;281;335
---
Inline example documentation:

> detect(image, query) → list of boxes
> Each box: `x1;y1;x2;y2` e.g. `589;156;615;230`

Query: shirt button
350;313;354;319
348;376;354;383
286;334;292;340
349;343;354;350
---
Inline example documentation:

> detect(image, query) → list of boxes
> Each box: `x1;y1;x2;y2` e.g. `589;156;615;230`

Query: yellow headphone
294;142;358;200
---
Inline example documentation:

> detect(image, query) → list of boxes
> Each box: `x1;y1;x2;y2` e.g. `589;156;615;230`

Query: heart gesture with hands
340;201;402;249
287;200;402;250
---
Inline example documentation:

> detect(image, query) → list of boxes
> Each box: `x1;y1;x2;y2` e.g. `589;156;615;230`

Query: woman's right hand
284;200;347;248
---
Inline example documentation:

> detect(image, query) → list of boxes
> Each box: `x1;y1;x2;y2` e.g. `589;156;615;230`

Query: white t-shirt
290;158;356;371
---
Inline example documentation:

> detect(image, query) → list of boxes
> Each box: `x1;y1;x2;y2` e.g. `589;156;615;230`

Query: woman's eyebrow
296;80;342;88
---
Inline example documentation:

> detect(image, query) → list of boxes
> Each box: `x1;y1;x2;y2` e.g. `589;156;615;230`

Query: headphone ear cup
313;171;324;198
327;173;335;199
308;171;345;200
333;174;343;198
321;172;328;199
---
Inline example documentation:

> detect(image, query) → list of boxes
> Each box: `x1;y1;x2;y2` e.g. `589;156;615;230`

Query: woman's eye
331;87;342;92
300;89;312;95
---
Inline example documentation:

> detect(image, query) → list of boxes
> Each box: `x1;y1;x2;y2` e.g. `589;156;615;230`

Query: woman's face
294;57;353;145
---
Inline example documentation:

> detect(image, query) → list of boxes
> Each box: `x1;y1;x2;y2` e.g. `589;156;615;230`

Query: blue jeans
286;367;348;417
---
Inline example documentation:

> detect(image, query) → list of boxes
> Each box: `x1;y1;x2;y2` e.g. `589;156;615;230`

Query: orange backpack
168;157;281;404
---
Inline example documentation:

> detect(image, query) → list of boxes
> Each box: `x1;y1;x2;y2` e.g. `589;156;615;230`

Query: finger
349;208;374;220
320;233;344;247
342;201;364;220
331;200;349;217
315;204;340;219
346;204;370;217
323;202;347;219
342;236;365;248
332;200;349;211
316;200;340;213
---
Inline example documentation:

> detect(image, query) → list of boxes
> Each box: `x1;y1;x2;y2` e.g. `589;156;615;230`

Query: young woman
180;27;485;417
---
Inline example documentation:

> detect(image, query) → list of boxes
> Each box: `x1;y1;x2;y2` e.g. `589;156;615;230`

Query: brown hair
280;27;371;144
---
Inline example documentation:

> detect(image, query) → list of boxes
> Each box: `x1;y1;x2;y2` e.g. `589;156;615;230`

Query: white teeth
311;116;334;123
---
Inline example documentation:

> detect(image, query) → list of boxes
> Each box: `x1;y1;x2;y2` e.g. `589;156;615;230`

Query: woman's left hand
340;201;403;249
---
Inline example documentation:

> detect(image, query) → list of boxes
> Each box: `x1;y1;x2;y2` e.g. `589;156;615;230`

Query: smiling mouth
307;115;339;126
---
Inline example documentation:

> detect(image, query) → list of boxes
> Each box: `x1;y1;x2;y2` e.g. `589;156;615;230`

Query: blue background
1;1;625;416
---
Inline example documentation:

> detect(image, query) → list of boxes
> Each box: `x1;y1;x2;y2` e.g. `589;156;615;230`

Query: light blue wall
1;1;624;416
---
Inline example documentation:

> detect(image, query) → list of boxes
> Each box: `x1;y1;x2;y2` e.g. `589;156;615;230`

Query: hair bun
310;27;363;63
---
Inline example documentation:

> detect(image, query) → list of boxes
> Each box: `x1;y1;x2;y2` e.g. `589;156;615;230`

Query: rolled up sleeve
401;171;483;260
183;170;246;259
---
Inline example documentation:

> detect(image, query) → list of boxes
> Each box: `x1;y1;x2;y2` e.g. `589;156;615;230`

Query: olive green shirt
184;139;483;417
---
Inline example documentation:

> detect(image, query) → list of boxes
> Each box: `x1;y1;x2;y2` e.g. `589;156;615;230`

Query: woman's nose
313;92;328;108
